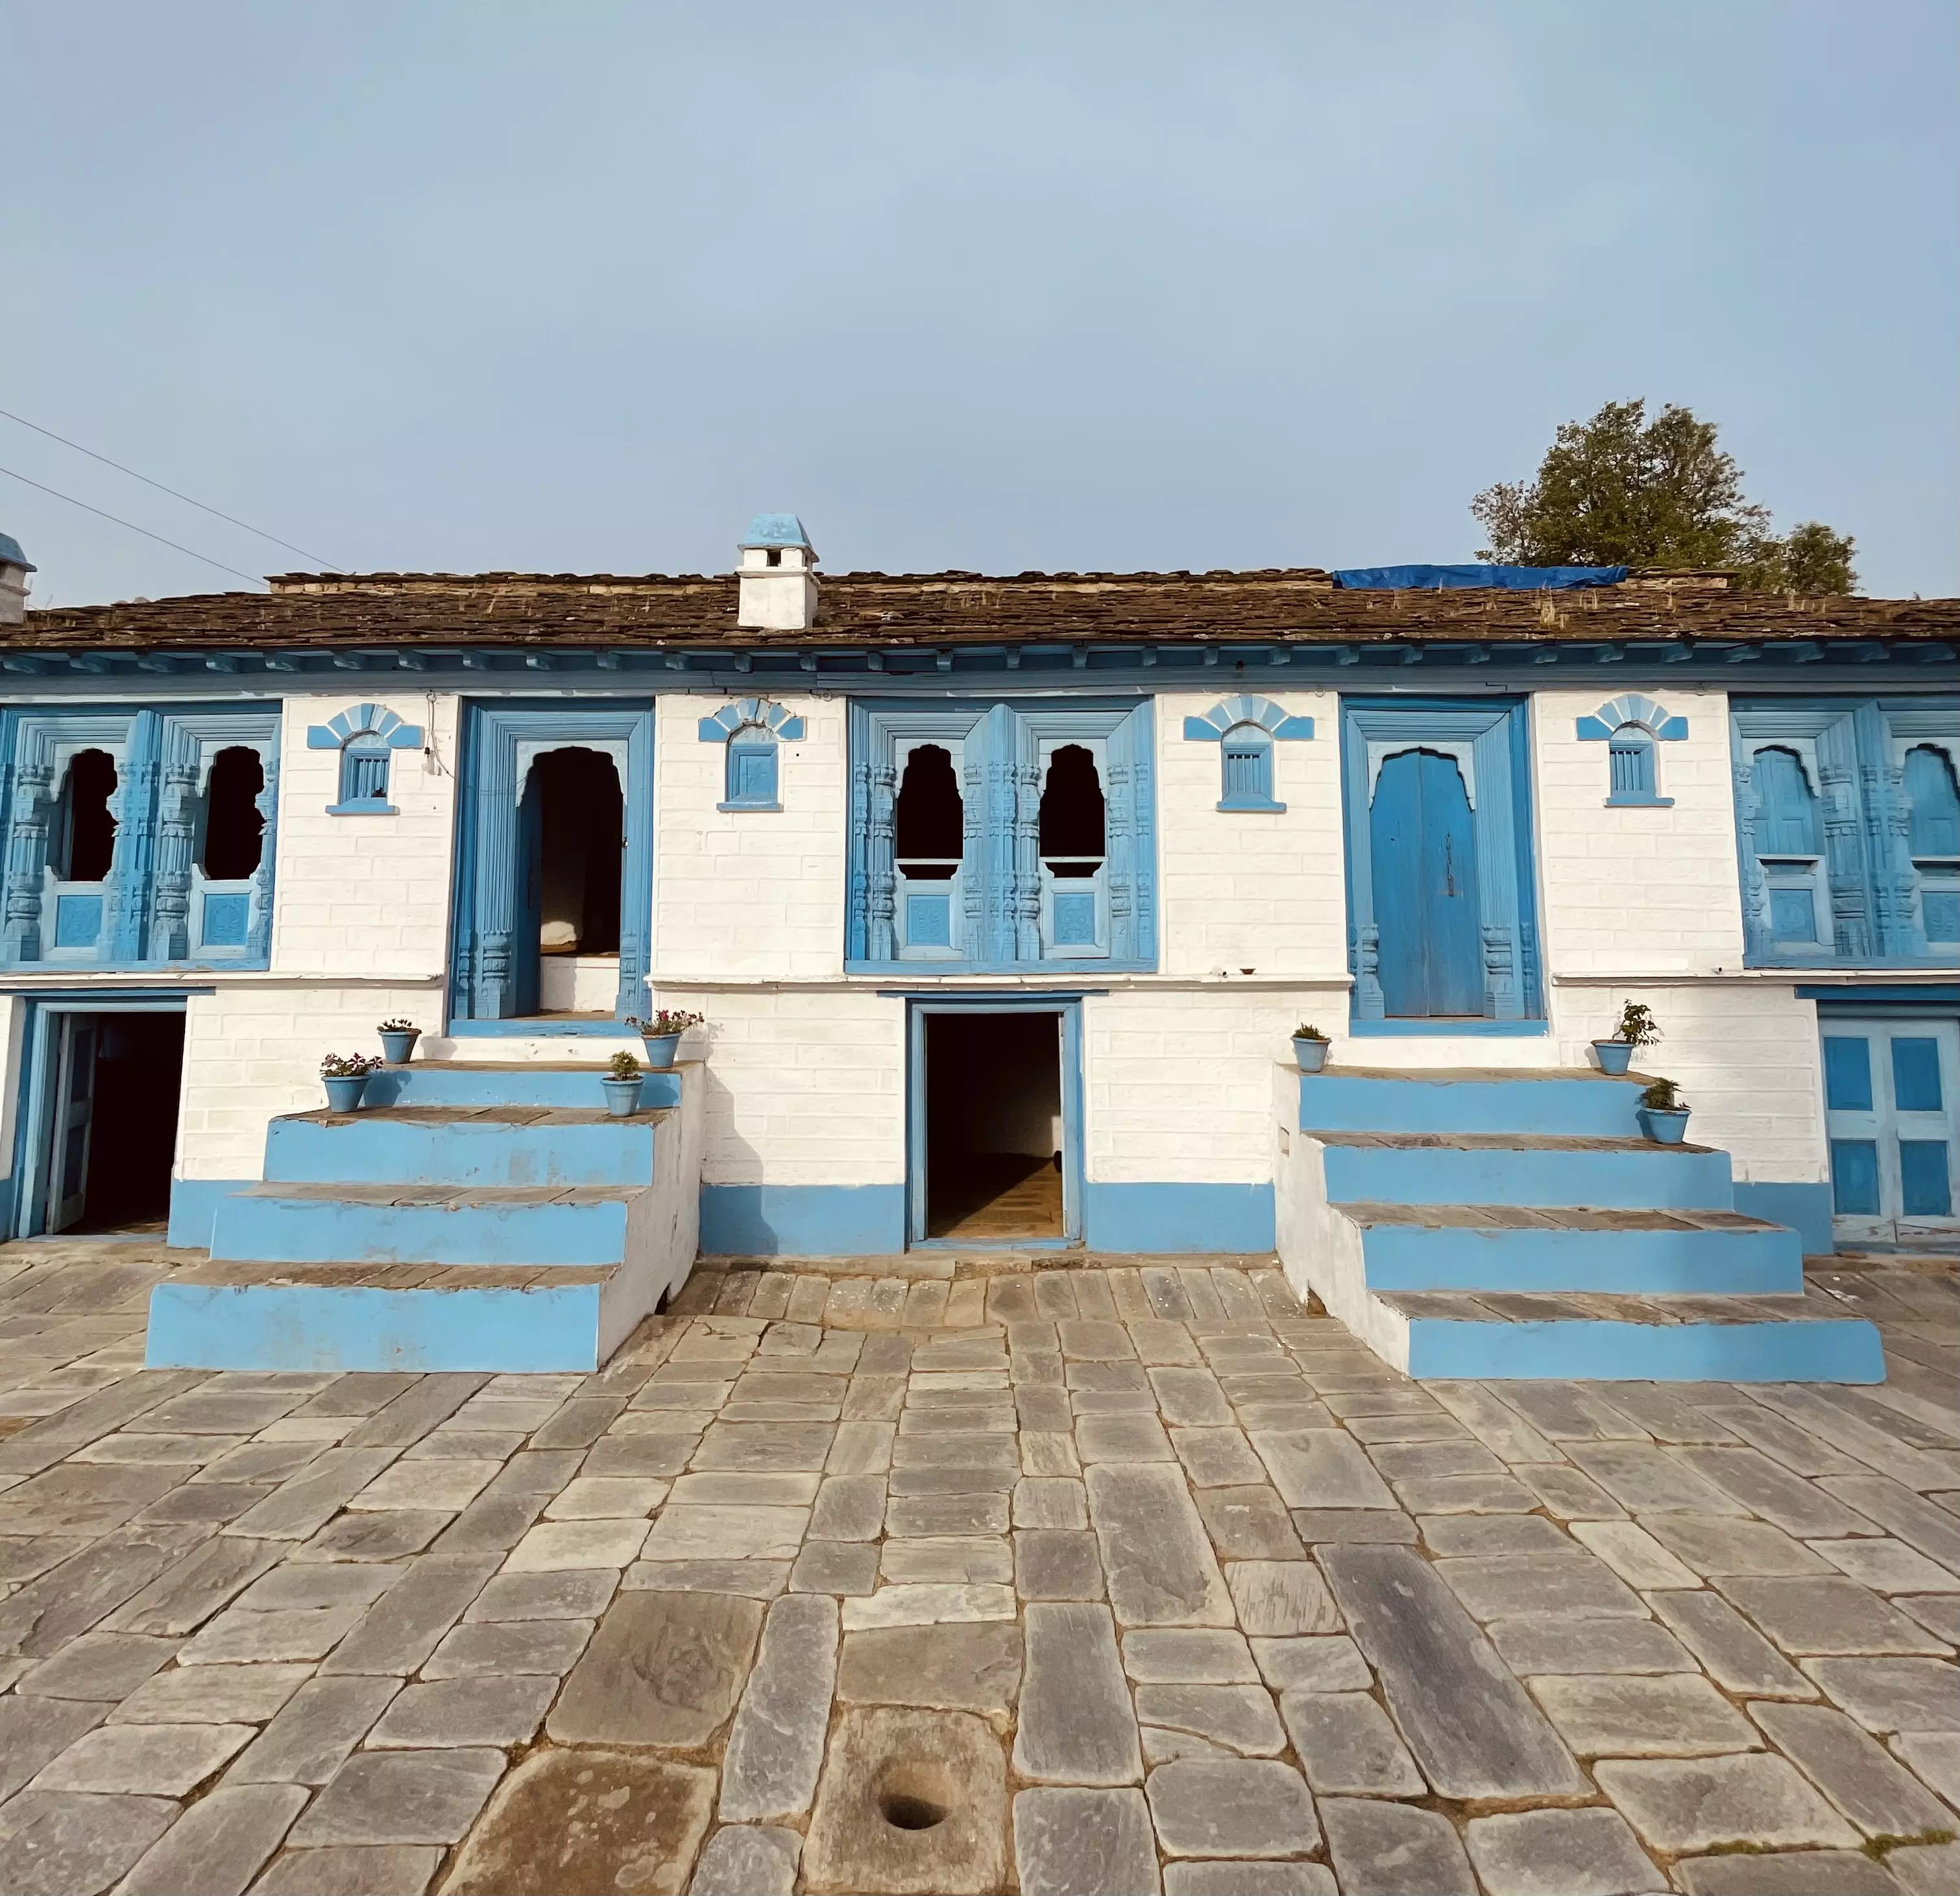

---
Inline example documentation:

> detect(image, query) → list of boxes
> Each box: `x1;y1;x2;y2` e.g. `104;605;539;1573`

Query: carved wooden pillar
247;750;280;965
1351;923;1384;1018
1819;760;1870;961
3;756;53;962
110;714;161;964
1732;758;1771;955
865;759;896;963
149;747;199;963
472;736;520;1018
1105;747;1134;955
1013;755;1042;961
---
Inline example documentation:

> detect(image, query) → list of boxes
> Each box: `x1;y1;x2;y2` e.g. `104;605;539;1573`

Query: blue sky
4;1;1954;605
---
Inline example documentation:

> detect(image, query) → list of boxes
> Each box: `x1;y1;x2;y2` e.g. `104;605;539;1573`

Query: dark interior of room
78;1011;184;1232
925;1010;1063;1240
534;747;624;956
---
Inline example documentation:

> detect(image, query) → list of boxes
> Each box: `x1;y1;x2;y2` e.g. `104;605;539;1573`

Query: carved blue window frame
846;697;1157;974
699;697;803;812
1577;693;1686;808
1185;695;1314;812
0;703;281;971
308;702;422;815
1730;695;1960;968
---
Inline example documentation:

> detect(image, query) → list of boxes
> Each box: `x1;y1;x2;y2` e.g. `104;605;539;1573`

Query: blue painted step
1349;1202;1805;1295
361;1062;684;1111
1383;1288;1885;1383
1318;1133;1734;1212
265;1108;662;1189
210;1182;642;1268
1299;1066;1648;1138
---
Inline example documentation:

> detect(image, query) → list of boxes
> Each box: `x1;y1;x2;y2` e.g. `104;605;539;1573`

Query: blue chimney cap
0;532;32;571
740;512;814;552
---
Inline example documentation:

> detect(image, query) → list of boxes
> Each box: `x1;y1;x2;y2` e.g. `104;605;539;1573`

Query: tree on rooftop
1471;398;1857;594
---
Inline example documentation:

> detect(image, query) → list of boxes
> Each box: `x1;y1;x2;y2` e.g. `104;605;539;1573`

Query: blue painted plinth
1359;1221;1805;1295
1300;1071;1645;1138
1733;1181;1835;1256
362;1066;681;1110
213;1187;634;1267
698;1184;906;1257
147;1280;602;1372
265;1114;658;1188
1405;1314;1885;1383
1324;1142;1734;1212
1083;1182;1276;1254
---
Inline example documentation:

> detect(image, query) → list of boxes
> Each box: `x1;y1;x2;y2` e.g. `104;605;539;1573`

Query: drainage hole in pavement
879;1790;949;1831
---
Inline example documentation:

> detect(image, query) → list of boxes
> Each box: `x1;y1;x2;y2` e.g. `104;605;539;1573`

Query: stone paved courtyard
0;1241;1955;1896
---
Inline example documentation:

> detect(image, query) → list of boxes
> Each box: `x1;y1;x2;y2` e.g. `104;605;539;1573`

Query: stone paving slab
0;1241;1955;1892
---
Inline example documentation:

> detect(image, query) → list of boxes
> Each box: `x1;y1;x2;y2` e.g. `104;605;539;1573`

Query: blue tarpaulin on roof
1331;563;1628;590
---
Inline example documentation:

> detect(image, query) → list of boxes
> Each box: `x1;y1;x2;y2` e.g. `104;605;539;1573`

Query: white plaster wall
656;987;905;1188
1532;686;1747;978
175;981;441;1182
652;693;847;982
269;693;460;979
1083;985;1345;1185
1154;688;1348;981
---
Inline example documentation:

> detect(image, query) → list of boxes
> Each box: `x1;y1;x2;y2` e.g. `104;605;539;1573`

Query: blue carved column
108;712;160;965
3;745;53;963
615;719;655;1018
471;724;520;1018
248;749;280;965
149;727;199;963
1731;753;1771;958
865;757;897;962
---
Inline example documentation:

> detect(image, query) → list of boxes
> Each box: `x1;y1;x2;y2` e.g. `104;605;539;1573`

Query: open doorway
523;747;625;1016
40;1010;185;1235
923;1011;1065;1240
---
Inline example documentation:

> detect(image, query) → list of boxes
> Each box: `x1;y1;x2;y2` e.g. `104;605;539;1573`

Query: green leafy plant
627;1010;703;1037
1292;1023;1329;1042
321;1052;382;1077
1612;1002;1660;1049
378;1018;417;1035
1639;1077;1686;1112
607;1051;642;1081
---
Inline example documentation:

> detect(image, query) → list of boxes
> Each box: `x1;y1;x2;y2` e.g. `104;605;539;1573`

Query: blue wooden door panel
1370;749;1482;1018
1824;1017;1960;1241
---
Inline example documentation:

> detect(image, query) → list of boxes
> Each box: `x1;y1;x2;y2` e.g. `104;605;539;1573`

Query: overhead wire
0;463;268;588
0;405;343;570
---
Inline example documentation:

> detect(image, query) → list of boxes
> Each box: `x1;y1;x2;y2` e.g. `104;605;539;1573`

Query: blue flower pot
1638;1107;1690;1145
1591;1039;1635;1075
378;1030;420;1065
639;1032;684;1068
1293;1038;1329;1073
602;1076;644;1118
322;1074;369;1112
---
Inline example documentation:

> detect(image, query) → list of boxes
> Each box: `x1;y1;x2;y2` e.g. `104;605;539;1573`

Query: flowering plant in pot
321;1052;383;1112
1636;1076;1691;1144
1291;1023;1331;1074
1593;1002;1658;1077
625;1009;702;1068
601;1050;644;1118
377;1018;420;1064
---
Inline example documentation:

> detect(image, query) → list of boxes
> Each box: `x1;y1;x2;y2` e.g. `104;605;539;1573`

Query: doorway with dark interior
41;1009;186;1235
522;747;625;1016
923;1010;1066;1241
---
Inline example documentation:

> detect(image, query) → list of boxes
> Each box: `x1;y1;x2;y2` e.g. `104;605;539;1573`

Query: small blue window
1900;1141;1953;1216
329;742;394;813
1606;726;1667;805
720;731;780;811
1823;1037;1873;1112
1831;1139;1881;1214
1218;725;1279;811
1893;1038;1944;1113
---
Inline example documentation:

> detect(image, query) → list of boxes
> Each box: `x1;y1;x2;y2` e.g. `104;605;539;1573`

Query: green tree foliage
1471;399;1857;594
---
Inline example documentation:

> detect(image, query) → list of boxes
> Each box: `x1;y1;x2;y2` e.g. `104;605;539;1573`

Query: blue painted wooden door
514;780;544;1018
1370;749;1483;1017
1823;1017;1959;1244
49;1016;98;1232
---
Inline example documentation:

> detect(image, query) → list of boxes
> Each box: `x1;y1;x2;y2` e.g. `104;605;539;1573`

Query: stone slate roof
9;568;1958;652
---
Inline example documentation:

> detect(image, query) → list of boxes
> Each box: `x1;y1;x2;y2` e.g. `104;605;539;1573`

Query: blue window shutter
1891;1038;1944;1113
341;749;389;805
727;740;778;807
1751;748;1819;855
1218;726;1275;808
1822;1037;1874;1112
1906;747;1960;856
1900;1141;1953;1216
1607;730;1656;800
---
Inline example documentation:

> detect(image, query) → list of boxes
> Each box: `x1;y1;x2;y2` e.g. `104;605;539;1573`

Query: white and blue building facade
0;522;1952;1378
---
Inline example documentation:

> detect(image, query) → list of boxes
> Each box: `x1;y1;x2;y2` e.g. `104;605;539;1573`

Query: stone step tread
1303;1064;1652;1083
284;1105;673;1127
163;1259;617;1290
1312;1131;1714;1155
230;1181;649;1208
389;1057;697;1072
1377;1285;1859;1326
1338;1201;1778;1232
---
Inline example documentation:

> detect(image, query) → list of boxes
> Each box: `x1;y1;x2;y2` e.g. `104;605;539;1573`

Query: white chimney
736;512;819;631
0;531;32;626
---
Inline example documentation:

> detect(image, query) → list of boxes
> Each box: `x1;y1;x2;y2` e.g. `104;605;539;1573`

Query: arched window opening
1039;744;1106;876
200;747;266;880
1906;746;1959;858
532;747;623;957
894;745;963;880
53;750;118;882
1750;747;1819;856
1607;725;1657;802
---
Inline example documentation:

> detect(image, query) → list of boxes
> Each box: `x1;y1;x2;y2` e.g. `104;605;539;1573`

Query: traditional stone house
1;520;1954;1378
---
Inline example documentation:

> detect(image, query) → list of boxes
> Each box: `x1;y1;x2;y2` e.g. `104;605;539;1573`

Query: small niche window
1218;724;1279;811
309;703;422;815
200;747;267;880
1606;725;1662;805
1577;694;1684;806
721;727;780;811
52;749;118;881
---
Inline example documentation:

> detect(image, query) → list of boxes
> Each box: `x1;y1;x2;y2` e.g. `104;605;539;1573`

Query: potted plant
602;1050;644;1118
1592;1001;1658;1077
1291;1024;1331;1074
1637;1077;1691;1144
321;1052;382;1112
377;1018;420;1064
625;1009;702;1068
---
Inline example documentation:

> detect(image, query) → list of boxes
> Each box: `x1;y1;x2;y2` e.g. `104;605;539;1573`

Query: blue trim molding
1182;695;1315;742
308;702;422;817
698;1183;908;1256
696;697;806;743
1083;1181;1276;1254
1577;693;1686;809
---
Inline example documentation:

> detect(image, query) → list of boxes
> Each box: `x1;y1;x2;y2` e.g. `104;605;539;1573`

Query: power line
0;464;267;588
0;405;343;570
